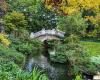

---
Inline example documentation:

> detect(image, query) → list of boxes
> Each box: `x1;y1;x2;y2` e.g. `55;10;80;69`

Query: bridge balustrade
30;29;65;39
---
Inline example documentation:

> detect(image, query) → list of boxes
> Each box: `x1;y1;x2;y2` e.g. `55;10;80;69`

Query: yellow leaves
62;6;78;15
85;13;100;27
85;16;94;21
92;14;100;27
67;0;78;6
80;0;100;11
1;38;11;47
44;0;100;15
44;0;80;15
0;33;11;46
45;4;52;10
10;11;25;21
4;11;27;31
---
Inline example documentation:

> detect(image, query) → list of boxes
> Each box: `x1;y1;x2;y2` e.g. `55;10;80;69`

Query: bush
0;61;49;80
0;44;25;65
64;34;80;43
0;61;22;80
49;43;85;63
0;33;11;46
75;75;82;80
4;11;28;33
29;67;49;80
9;37;43;56
90;55;100;72
49;40;98;76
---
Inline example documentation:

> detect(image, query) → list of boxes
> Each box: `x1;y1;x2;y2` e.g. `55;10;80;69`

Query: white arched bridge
30;29;65;41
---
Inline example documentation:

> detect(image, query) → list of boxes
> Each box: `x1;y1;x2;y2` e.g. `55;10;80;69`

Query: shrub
29;67;49;80
75;75;82;80
9;37;43;56
0;61;22;80
91;55;100;65
90;55;100;72
49;40;98;76
49;43;85;63
64;34;80;44
0;61;49;80
4;11;28;33
0;44;25;65
0;33;11;46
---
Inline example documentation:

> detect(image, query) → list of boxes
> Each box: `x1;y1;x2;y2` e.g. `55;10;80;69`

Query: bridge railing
30;29;65;39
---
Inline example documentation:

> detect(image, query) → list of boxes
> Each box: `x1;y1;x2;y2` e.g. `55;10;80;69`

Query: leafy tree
6;0;57;32
28;5;57;32
44;0;100;15
4;11;28;34
44;0;100;38
57;13;87;35
85;13;100;38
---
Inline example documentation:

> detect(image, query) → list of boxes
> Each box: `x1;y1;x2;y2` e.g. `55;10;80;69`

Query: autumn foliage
44;0;100;15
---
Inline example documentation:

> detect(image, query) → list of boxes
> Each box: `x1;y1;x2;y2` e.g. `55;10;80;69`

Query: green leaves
91;56;100;65
0;61;21;80
75;75;82;80
57;13;87;35
0;44;25;65
4;11;28;33
9;37;43;56
64;34;80;43
0;61;49;80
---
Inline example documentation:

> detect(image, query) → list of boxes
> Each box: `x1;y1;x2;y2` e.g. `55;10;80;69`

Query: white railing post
41;28;45;35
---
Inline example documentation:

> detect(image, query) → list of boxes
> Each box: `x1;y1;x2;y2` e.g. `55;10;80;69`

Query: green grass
81;41;100;56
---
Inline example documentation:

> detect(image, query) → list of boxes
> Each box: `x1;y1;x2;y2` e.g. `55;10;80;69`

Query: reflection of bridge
30;29;65;41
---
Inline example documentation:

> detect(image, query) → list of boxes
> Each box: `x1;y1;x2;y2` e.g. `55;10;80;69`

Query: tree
4;11;28;34
57;13;87;35
85;13;100;38
44;0;100;15
28;5;57;32
6;0;57;32
44;0;100;38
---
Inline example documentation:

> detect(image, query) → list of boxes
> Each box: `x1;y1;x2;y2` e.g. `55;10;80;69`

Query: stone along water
26;54;67;80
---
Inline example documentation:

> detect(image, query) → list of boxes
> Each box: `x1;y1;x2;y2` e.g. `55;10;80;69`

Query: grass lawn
81;41;100;56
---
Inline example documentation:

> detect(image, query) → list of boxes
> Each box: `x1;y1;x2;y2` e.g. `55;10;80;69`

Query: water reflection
26;54;67;80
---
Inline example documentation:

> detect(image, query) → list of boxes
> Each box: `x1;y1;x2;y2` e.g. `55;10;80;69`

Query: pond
25;54;67;80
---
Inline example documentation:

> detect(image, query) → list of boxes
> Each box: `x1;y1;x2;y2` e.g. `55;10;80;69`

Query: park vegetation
0;0;100;80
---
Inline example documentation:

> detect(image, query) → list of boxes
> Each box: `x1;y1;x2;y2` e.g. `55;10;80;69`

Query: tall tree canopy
44;0;100;15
